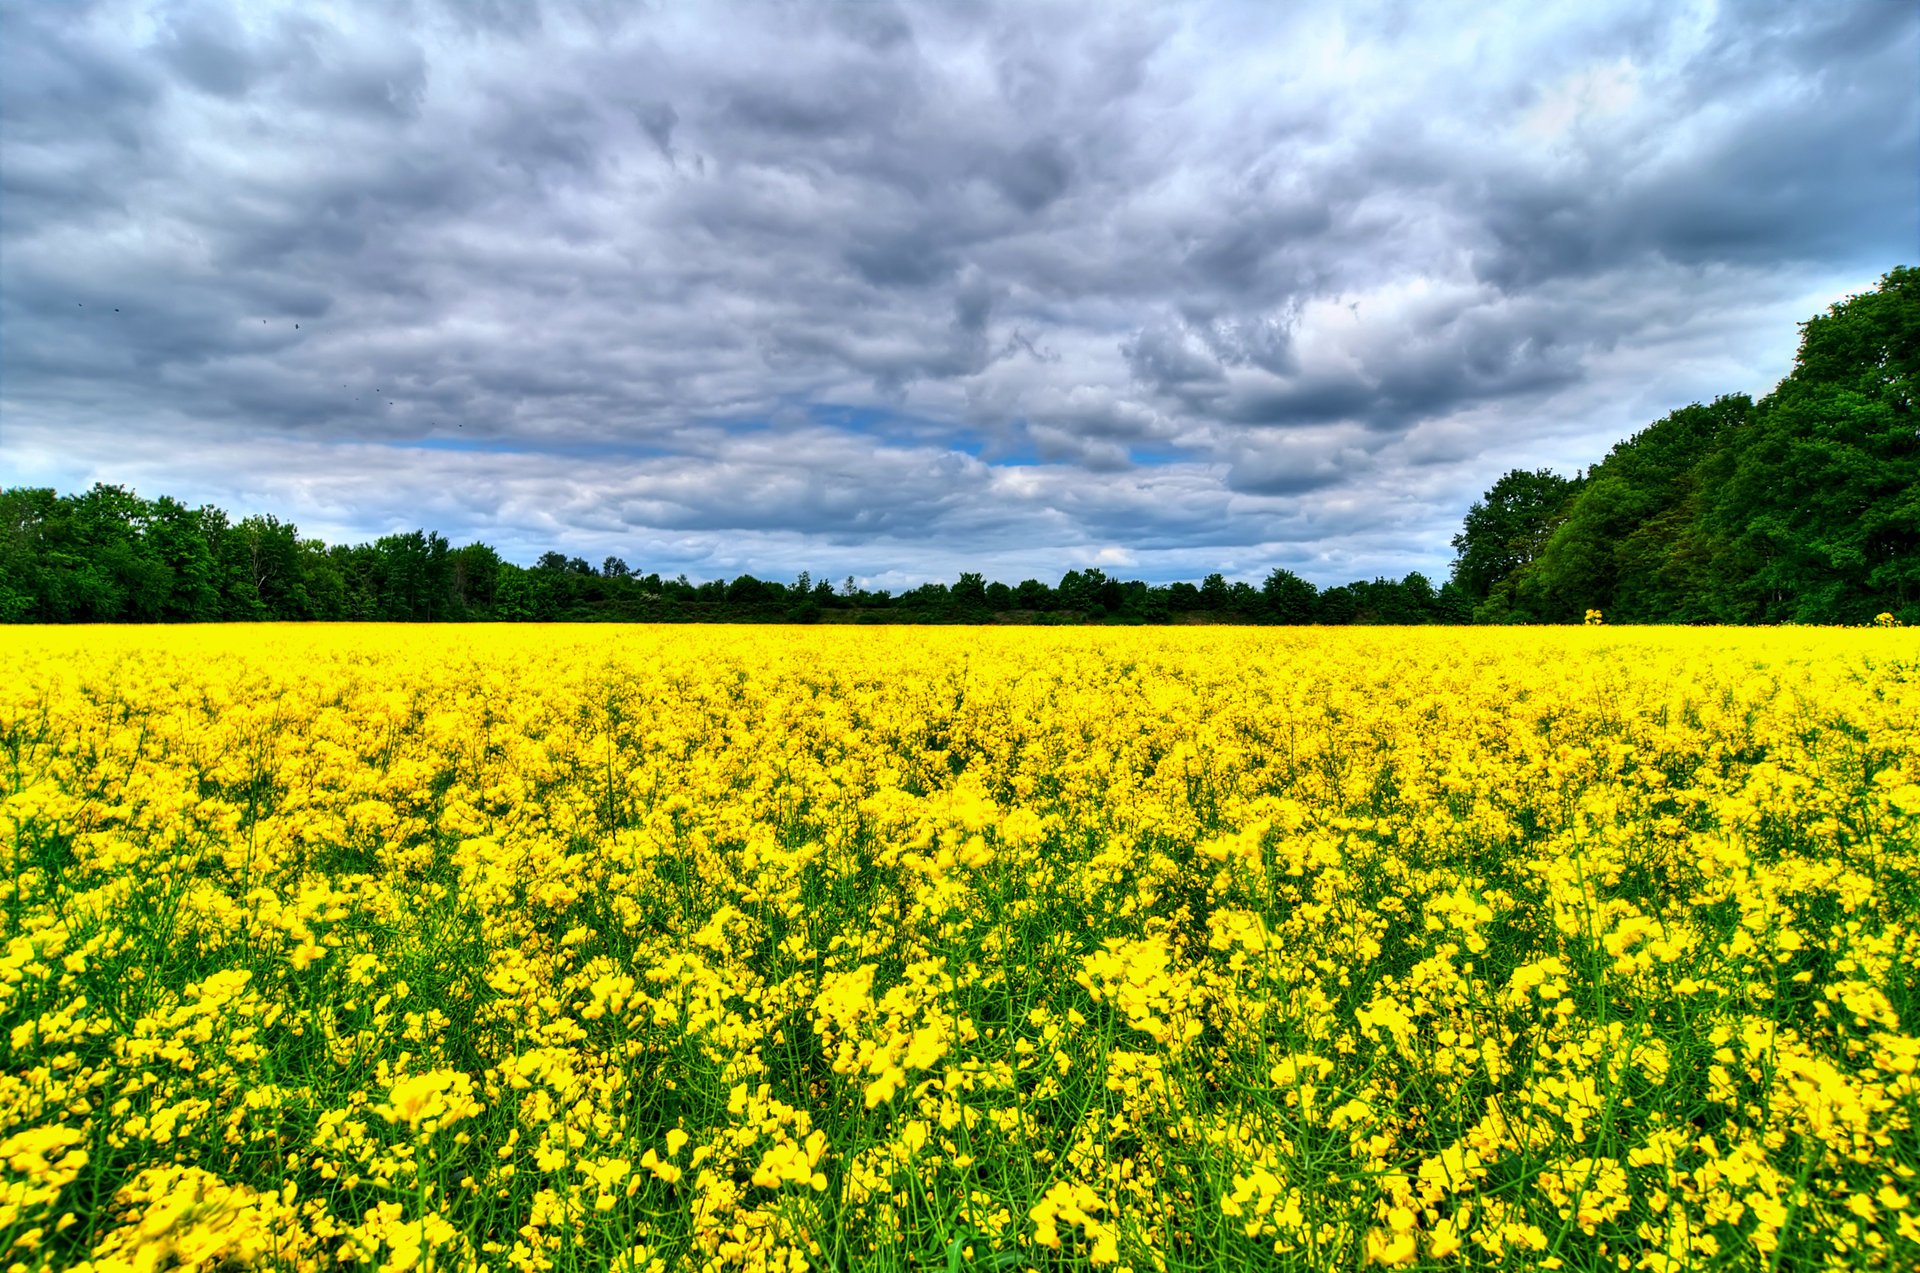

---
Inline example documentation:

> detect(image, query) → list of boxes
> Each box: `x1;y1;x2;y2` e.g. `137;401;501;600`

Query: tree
1400;572;1437;620
299;540;349;619
1261;568;1318;623
145;496;219;620
1056;569;1098;612
1449;468;1582;606
372;530;452;621
1128;582;1169;622
1316;584;1356;625
209;512;309;619
1710;267;1919;622
453;543;503;613
1515;476;1645;621
1199;572;1230;610
66;484;172;620
1015;579;1053;611
1049;568;1124;614
496;562;559;621
0;489;54;619
726;574;770;607
1514;396;1749;622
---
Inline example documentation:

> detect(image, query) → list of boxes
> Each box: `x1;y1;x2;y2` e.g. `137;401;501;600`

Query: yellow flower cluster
1;624;1916;1271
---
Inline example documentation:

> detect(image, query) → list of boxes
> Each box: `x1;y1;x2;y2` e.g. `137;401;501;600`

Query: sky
3;0;1915;588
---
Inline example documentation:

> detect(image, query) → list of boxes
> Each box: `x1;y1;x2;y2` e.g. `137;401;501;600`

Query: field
2;626;1917;1272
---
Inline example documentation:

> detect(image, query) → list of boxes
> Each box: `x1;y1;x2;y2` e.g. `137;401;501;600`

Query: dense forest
0;482;1463;626
1453;266;1916;625
3;267;1912;626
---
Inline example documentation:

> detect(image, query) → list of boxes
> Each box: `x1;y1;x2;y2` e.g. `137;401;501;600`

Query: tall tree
374;530;454;621
1449;468;1582;612
1711;267;1919;622
951;572;988;609
145;496;221;620
0;488;59;620
1517;396;1749;621
453;543;503;613
224;514;310;618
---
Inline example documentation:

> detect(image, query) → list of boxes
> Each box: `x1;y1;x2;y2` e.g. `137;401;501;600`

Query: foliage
1458;267;1919;624
1448;469;1585;613
0;488;1461;627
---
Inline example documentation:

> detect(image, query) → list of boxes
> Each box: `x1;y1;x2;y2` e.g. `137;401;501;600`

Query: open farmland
2;626;1917;1272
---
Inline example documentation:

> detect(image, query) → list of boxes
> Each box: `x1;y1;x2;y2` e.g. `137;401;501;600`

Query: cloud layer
4;0;1914;585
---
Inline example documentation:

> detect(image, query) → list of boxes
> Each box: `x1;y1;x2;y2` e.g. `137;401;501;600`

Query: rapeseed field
2;625;1916;1272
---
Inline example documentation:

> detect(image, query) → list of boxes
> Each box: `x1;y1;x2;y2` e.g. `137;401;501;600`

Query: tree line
0;485;1464;626
1447;266;1916;625
4;266;1910;627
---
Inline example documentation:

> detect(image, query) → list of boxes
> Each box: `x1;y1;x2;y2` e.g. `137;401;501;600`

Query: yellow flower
5;623;1914;1272
374;1070;481;1134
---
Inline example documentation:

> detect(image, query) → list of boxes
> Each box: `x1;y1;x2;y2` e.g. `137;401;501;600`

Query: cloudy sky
3;0;1914;587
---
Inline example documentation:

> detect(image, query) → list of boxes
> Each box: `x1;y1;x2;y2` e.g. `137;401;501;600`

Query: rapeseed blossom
0;624;1915;1270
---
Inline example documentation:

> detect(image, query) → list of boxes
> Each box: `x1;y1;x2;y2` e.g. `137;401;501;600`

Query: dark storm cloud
1126;287;1593;433
153;6;258;98
1469;5;1918;290
2;0;1914;585
989;137;1074;215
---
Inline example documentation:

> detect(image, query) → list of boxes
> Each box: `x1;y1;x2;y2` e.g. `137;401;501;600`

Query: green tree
1015;579;1054;611
726;574;771;608
1515;476;1647;621
1710;267;1919;622
951;572;988;609
0;488;59;620
238;514;311;618
1198;572;1230;611
145;496;220;620
1449;468;1582;610
1518;396;1749;622
299;540;349;619
452;544;503;614
372;531;454;621
69;485;170;620
1316;584;1356;625
1261;568;1317;623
